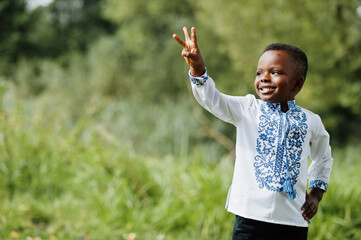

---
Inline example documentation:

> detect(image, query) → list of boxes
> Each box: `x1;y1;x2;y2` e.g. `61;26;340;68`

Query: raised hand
173;27;205;77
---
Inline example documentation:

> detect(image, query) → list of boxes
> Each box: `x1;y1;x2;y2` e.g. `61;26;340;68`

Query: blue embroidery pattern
254;102;308;193
309;180;328;191
189;69;208;85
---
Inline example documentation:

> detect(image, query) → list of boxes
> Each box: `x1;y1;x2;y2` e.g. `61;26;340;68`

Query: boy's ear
293;76;305;93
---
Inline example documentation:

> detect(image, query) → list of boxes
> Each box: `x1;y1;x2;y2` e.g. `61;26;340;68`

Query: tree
0;0;31;74
195;0;361;145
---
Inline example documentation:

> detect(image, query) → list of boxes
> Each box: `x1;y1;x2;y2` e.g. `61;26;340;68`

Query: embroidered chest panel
254;103;308;192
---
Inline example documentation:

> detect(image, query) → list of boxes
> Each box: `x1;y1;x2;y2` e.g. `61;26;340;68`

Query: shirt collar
264;99;297;112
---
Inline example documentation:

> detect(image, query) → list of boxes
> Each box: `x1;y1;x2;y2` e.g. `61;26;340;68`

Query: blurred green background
1;0;361;239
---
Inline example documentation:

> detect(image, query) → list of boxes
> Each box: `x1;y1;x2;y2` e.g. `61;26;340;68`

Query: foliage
195;0;361;145
1;0;361;239
2;0;360;145
0;84;234;239
0;0;31;75
47;0;116;53
0;85;361;239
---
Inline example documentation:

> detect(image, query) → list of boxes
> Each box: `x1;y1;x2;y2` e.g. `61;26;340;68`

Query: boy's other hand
301;188;324;223
173;27;205;77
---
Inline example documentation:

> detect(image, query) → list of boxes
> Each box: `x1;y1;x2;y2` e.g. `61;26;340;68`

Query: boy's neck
281;102;289;113
264;99;296;113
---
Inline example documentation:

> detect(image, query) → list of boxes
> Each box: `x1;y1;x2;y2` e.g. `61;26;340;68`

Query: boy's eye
271;71;279;75
256;72;262;76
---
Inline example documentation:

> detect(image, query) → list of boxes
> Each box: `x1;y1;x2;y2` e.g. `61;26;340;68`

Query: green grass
308;146;361;240
1;83;361;239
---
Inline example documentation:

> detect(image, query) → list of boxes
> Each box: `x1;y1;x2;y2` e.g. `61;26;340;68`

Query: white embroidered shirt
189;70;333;227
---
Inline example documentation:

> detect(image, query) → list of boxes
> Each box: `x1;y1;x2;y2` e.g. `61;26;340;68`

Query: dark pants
232;215;308;240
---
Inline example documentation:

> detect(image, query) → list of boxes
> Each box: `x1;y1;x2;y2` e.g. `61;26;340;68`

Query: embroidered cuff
189;69;208;85
309;180;328;191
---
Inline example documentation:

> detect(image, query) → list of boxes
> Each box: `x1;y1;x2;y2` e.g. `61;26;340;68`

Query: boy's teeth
260;87;275;93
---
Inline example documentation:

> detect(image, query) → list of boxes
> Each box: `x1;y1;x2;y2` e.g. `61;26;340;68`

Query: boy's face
254;50;302;104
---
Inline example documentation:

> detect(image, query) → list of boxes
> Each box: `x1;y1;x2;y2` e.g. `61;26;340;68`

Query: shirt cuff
308;180;328;191
189;68;208;85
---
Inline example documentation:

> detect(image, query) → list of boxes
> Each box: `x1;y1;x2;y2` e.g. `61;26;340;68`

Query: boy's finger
301;201;309;210
303;205;316;219
303;207;312;218
191;27;197;45
301;192;310;210
173;34;187;48
183;26;191;41
182;49;198;59
182;49;190;57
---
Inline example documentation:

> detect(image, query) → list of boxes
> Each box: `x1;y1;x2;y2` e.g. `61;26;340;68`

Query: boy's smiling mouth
259;86;276;94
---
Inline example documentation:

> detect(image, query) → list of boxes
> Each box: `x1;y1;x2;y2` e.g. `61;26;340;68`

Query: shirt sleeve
307;115;333;191
189;69;250;126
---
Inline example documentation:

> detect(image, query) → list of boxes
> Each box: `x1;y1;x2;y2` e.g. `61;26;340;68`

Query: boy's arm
302;115;333;222
173;27;247;125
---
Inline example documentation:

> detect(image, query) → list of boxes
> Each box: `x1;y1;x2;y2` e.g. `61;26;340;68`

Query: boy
173;27;333;239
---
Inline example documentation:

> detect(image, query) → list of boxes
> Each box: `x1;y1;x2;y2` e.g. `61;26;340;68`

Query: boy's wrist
190;65;206;77
189;68;208;86
309;188;324;202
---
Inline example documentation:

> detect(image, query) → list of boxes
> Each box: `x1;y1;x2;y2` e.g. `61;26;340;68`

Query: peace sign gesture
173;27;206;77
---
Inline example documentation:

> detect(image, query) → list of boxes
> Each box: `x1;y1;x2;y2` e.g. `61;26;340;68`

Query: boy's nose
261;74;271;82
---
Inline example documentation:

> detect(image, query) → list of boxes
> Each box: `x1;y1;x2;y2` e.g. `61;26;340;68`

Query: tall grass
1;82;361;239
308;146;361;240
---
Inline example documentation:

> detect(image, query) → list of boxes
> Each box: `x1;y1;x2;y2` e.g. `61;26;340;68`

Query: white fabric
190;72;333;227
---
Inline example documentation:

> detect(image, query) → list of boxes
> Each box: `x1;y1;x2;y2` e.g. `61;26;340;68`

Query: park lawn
0;95;360;240
1;134;361;240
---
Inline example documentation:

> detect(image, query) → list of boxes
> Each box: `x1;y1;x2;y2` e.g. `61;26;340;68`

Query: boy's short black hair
263;43;308;80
